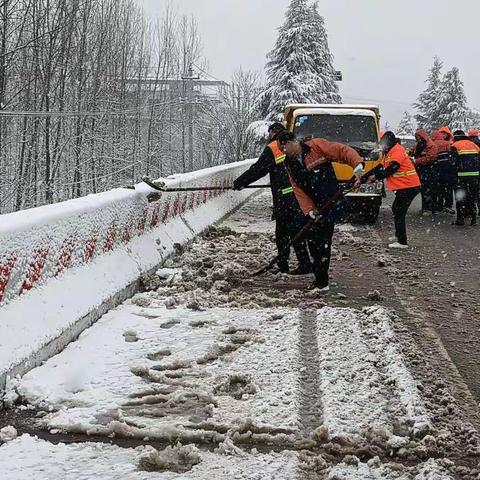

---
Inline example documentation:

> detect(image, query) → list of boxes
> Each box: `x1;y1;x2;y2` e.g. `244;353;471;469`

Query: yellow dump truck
284;104;383;223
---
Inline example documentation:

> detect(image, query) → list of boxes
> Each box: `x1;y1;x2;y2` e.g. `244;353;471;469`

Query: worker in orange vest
431;128;454;213
233;123;312;274
277;130;365;291
468;129;480;149
366;132;421;249
410;129;437;215
451;130;480;226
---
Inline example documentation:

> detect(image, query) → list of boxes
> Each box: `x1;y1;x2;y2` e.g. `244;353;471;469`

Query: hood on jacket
430;131;445;142
415;129;430;142
438;126;453;141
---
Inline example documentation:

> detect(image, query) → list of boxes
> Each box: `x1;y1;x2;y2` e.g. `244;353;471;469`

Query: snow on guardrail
0;160;255;305
0;159;258;389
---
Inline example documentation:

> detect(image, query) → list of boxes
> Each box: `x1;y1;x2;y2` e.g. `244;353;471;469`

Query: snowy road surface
1;193;479;478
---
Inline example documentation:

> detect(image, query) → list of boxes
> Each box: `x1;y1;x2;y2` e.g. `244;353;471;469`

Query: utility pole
182;66;199;172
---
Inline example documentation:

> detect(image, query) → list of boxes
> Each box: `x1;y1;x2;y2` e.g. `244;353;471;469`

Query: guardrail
0;159;258;391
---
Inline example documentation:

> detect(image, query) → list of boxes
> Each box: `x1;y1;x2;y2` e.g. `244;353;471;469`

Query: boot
289;265;313;276
452;218;465;226
308;281;330;293
274;261;289;274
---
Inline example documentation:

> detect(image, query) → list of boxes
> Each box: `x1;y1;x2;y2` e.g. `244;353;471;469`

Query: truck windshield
293;114;378;146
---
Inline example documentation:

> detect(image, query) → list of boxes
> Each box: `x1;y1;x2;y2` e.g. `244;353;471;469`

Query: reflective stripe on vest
384;143;421;191
268;141;287;165
458;150;479;155
268;140;294;196
458;171;480;177
393;170;417;178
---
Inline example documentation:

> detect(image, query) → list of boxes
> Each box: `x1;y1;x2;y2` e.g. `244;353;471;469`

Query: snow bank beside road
0;434;299;480
0;160;257;390
13;302;300;438
0;435;456;480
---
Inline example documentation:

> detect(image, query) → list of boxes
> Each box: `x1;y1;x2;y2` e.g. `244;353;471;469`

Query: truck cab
284;104;383;223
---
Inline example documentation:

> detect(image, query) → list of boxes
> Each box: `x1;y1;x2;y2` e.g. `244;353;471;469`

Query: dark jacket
233;143;303;218
451;138;480;174
411;130;437;167
286;139;362;223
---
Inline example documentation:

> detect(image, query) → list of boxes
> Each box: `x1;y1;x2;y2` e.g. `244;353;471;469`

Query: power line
342;94;415;107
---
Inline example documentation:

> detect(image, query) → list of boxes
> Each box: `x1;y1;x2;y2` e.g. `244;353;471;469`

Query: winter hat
379;131;397;151
453;130;468;141
268;122;285;134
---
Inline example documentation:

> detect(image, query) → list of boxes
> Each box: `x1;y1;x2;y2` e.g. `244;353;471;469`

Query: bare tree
0;0;239;214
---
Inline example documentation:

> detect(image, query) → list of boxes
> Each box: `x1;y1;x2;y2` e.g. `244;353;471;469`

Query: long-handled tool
253;178;359;277
142;176;270;192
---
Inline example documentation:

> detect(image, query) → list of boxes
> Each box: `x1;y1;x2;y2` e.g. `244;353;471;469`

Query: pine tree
259;0;340;121
383;121;391;131
414;57;443;131
437;67;470;131
469;109;480;129
310;1;341;104
396;111;415;136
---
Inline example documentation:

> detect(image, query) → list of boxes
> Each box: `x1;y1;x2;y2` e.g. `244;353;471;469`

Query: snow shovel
142;176;270;192
253;178;360;277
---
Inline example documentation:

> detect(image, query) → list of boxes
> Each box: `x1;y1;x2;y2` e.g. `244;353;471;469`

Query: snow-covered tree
259;0;340;121
383;121;391;131
310;1;341;104
437;67;470;131
396;111;415;136
414;57;443;131
469;110;480;129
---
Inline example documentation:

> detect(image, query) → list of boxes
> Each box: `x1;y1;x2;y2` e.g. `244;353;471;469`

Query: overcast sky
137;0;479;128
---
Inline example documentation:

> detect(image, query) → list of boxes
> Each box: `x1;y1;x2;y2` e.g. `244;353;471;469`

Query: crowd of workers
232;122;480;292
406;127;480;226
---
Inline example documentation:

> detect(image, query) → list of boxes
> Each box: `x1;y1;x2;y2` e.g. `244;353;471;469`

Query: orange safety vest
452;139;480;176
268;141;293;195
384;143;421;191
268;141;287;165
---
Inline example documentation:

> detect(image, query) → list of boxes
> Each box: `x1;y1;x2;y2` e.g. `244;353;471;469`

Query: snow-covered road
1;193;478;479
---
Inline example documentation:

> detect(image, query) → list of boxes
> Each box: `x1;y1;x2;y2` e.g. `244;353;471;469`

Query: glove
308;210;319;220
353;163;365;178
232;180;244;191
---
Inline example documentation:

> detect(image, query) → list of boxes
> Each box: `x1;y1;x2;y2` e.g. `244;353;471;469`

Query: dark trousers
276;215;312;272
305;221;335;287
437;161;456;209
392;187;420;245
430;164;444;213
456;177;479;221
441;187;454;209
417;166;434;212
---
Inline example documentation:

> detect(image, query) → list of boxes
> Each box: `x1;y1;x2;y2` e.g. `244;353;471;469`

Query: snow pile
0;159;257;388
326;456;454;479
139;195;326;311
0;434;299;479
0;426;17;443
0;434;459;479
138;443;201;473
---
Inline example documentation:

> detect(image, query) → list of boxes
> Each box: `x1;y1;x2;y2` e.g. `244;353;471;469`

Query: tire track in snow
297;309;323;434
316;306;431;443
